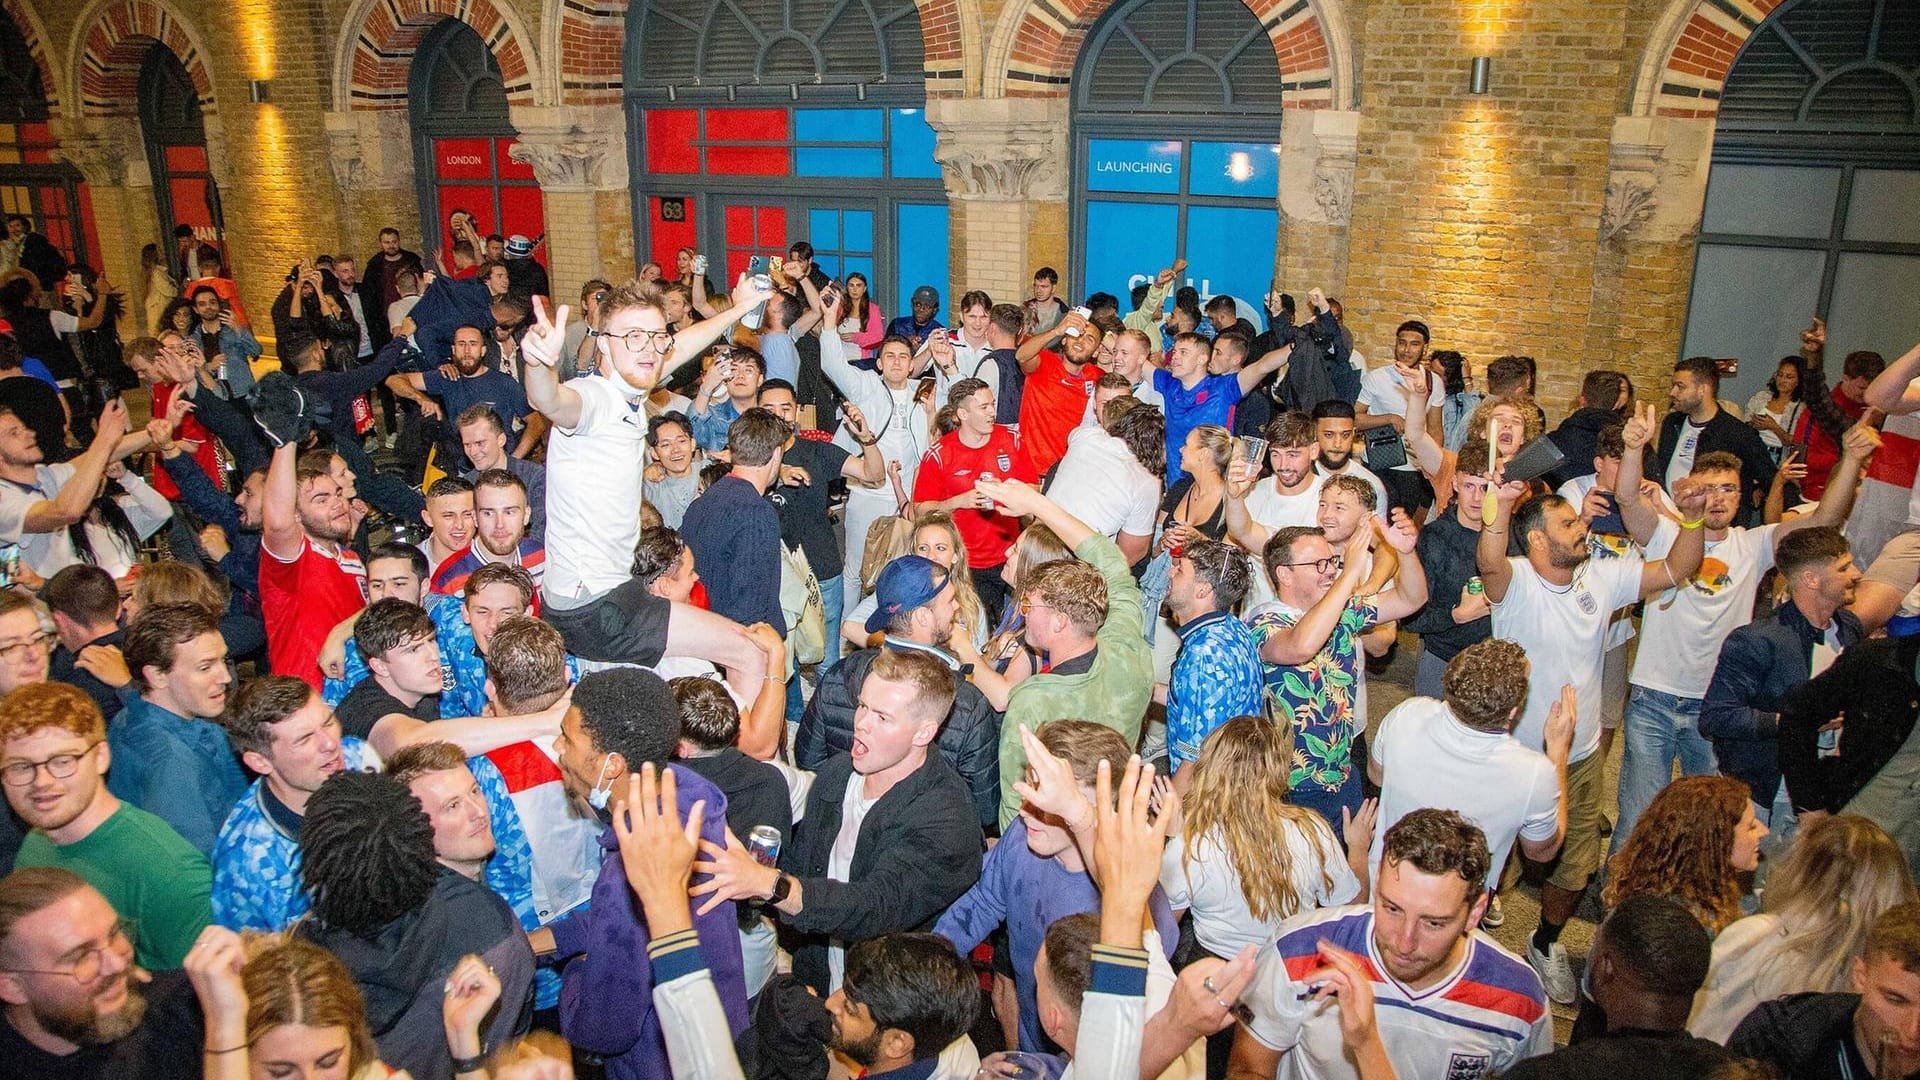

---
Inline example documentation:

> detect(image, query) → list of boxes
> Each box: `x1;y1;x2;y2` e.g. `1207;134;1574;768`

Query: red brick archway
73;0;214;117
334;0;541;111
1639;0;1786;118
552;0;974;107
987;0;1347;108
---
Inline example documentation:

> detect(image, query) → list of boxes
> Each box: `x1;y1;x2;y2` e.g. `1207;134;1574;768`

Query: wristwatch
767;872;793;905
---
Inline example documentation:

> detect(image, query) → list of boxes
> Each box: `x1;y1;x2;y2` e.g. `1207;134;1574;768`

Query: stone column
509;106;629;304
1276;108;1360;298
927;97;1069;303
1585;115;1716;387
323;110;419;253
50;119;160;328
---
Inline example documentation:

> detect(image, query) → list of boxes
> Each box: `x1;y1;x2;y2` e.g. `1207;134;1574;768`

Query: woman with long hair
1604;774;1768;935
1690;815;1917;1041
836;271;886;359
184;929;388;1080
271;262;360;371
161;295;197;337
64;463;170;581
142;242;179;335
965;522;1074;710
1747;355;1808;463
1431;349;1483;452
841;512;988;653
1162;716;1370;1075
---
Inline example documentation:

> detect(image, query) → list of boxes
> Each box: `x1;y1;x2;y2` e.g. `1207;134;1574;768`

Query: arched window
138;43;223;273
1072;0;1283;315
410;19;543;261
0;11;92;269
625;0;946;315
1681;0;1920;405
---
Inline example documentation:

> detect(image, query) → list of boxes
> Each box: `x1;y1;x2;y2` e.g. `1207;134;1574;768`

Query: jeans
1613;685;1719;853
1414;648;1449;700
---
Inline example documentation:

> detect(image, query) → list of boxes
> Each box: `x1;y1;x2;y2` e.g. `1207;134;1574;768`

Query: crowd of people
4;209;1920;1079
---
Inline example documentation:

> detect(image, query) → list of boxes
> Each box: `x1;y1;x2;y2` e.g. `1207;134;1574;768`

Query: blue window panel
810;209;842;249
816;254;843;280
1188;141;1281;199
843;209;874;253
890;109;942;179
841;256;875;290
1086;139;1183;194
1083;201;1180;305
796;146;885;177
795;108;883;143
895;203;950;313
1184;205;1277;315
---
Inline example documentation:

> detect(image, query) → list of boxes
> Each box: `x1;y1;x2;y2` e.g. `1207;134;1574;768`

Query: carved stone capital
1279;109;1359;227
323;110;414;192
1601;115;1716;245
927;98;1069;202
48;120;146;187
507;107;628;192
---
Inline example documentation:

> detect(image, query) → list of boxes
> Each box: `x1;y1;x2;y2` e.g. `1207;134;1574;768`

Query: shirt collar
883;636;961;670
1175;609;1235;641
863;1059;941;1080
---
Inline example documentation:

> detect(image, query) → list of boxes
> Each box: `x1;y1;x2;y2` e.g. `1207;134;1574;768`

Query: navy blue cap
865;555;950;634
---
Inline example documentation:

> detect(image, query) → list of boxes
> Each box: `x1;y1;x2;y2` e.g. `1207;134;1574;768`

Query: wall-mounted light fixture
249;79;272;104
666;84;677;102
726;84;737;102
855;82;867;101
789;83;800;101
1469;57;1492;95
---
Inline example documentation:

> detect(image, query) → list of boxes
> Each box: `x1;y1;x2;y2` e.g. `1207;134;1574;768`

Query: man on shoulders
111;603;247;855
798;554;1001;828
3;682;211;970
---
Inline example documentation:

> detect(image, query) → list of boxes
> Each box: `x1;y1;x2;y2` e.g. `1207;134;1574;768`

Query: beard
1319;448;1351;470
832;1023;884;1067
35;977;147;1047
299;511;355;545
1548;537;1591;570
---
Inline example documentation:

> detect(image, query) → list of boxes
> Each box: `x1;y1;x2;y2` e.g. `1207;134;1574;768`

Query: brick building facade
4;0;1806;408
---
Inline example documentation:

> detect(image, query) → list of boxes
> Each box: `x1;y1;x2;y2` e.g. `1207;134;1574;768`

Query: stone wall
8;0;1752;394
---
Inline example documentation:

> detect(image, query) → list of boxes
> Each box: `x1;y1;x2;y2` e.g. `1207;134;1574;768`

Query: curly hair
1467;393;1544;448
1442;639;1531;732
0;681;105;745
1020;559;1108;636
1604;775;1750;932
299;771;440;936
1183;716;1342;922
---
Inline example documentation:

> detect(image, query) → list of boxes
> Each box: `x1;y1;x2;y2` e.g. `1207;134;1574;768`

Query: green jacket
997;532;1154;826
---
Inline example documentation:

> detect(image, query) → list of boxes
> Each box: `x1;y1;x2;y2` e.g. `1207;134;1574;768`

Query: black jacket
1780;633;1920;815
795;641;1002;829
1651;407;1775;525
1701;599;1862;806
1727;991;1866;1080
779;750;983;994
358;247;424;352
1546;406;1626;488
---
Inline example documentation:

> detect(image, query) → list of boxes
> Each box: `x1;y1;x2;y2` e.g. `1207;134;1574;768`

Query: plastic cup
997;1052;1055;1079
1237;436;1269;465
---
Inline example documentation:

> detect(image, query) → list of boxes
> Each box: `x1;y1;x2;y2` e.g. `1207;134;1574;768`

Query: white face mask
586;755;615;811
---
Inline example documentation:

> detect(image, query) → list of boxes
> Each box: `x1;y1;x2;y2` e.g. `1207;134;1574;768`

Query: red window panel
705;145;790;176
646;110;700;174
434;139;496;181
725;204;757;247
497;185;545;241
704;108;788;142
164;144;209;173
437;187;498;237
755;206;787;249
168;176;217;232
497;138;536;181
650;196;697;271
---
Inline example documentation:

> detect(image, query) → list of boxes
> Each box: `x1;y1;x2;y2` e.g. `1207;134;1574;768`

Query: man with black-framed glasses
2;682;211;971
0;865;205;1078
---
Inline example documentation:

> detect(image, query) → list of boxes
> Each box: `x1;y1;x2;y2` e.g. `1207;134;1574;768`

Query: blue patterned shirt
211;737;377;932
1166;610;1266;770
326;594;576;719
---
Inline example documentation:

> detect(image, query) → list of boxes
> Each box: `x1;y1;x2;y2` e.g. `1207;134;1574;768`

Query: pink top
841;303;887;358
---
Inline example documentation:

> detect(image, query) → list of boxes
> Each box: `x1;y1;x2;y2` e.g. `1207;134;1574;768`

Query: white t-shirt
1665;418;1707;489
387;295;419;332
1631;519;1779;699
49;310;78;335
1369;697;1560;889
1356;365;1443;473
1241;906;1553;1080
826;774;879;992
1159;821;1359;959
544;374;651;607
1049;426;1160;541
1491;554;1644;762
1242;474;1325;609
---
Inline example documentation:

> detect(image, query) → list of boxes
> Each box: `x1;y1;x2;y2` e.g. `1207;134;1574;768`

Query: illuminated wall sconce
249;79;272;104
1468;57;1492;95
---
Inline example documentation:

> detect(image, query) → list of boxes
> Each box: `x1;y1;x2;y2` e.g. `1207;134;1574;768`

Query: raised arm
1476;477;1527;602
520;296;585;428
975;476;1093;549
1398;375;1446;476
1222;462;1273;553
669;274;774;381
1016;314;1080;371
1782;422;1879;538
1260;530;1369;666
1370;511;1429;622
1615;402;1661;545
1235;341;1294;397
20;400;127;534
1865;340;1920;415
1639;477;1708;599
815;297;872;400
261;441;305;561
370;693;573;760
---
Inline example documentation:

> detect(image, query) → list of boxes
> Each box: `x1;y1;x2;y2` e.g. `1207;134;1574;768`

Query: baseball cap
505;235;534;258
911;285;939;307
865;555;951;635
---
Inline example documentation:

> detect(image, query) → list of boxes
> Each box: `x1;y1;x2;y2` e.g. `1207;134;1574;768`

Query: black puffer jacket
795;643;1001;829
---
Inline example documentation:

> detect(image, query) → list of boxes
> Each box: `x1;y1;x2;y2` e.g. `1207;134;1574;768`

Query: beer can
1467;577;1484;596
747;825;782;867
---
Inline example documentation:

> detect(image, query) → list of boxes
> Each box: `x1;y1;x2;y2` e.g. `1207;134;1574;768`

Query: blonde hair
131;561;228;618
241;935;379;1073
1761;815;1917;992
1466;393;1543;447
1188;424;1235;479
914;512;986;644
1183;716;1341;922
